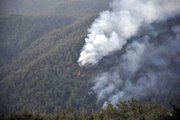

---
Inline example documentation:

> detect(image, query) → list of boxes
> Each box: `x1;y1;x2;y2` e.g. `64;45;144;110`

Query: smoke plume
91;22;180;106
78;0;180;66
78;0;180;106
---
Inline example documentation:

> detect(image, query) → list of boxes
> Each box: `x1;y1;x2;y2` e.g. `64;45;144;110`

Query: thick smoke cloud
92;24;180;106
78;0;180;66
78;0;180;106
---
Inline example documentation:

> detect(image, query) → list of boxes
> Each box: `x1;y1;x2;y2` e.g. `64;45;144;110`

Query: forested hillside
0;0;180;119
0;15;75;64
1;14;179;115
0;14;99;114
1;100;180;120
0;0;112;115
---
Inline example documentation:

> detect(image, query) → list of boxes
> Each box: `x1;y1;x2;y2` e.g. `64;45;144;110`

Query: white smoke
78;0;180;66
92;40;148;104
92;23;180;106
77;0;180;107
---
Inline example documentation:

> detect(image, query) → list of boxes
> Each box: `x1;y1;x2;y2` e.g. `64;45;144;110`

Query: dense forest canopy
0;0;180;119
0;0;111;115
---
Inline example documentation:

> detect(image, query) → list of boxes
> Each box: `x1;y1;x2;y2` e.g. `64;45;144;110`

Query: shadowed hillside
0;15;75;64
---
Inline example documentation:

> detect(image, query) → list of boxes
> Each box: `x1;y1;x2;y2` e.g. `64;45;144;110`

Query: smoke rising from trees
78;0;180;66
78;0;180;106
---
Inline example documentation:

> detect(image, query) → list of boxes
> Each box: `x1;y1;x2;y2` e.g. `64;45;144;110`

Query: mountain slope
0;15;98;114
0;0;111;115
0;15;75;65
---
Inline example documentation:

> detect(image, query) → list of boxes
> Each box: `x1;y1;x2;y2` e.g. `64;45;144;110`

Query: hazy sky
0;0;110;16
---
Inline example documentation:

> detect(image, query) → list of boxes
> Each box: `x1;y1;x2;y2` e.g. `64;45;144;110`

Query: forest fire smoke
78;0;180;106
78;0;180;66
